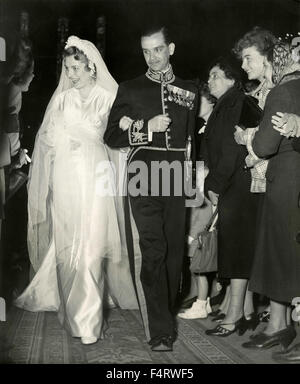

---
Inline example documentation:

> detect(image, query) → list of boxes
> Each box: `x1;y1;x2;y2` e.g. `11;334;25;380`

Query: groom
104;24;197;351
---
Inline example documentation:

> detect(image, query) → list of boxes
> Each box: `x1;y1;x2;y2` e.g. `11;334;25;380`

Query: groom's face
141;31;174;72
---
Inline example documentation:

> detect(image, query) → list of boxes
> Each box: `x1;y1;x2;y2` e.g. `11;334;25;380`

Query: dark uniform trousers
104;68;197;342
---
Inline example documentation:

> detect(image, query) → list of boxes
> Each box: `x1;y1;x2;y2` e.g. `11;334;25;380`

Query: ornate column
57;17;69;80
96;16;106;58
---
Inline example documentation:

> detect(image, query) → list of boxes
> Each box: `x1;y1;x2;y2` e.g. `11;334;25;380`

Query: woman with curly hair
242;40;300;354
203;56;260;337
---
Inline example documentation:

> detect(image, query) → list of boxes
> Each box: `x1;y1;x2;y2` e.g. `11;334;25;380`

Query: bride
14;36;138;345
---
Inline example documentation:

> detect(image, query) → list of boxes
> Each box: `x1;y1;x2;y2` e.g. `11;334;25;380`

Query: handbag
189;207;218;274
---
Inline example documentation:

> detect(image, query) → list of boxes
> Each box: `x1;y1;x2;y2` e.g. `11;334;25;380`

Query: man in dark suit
104;24;197;351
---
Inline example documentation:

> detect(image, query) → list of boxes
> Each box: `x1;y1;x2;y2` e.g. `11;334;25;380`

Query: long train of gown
14;86;138;339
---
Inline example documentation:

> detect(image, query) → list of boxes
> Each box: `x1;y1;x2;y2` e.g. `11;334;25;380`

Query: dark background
1;0;300;148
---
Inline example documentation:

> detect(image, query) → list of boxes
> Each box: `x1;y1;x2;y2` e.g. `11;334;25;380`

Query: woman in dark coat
203;57;259;336
243;42;300;353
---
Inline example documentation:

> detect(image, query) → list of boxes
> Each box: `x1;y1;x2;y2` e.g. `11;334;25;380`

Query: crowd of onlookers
179;26;300;363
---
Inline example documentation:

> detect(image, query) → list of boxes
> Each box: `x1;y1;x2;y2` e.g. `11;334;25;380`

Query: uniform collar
146;64;175;84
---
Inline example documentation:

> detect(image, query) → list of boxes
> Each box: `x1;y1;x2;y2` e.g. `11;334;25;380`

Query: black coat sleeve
252;87;288;158
205;99;244;195
104;83;150;149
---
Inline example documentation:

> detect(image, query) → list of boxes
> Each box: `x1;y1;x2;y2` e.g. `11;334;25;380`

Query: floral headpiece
272;40;296;84
65;35;96;76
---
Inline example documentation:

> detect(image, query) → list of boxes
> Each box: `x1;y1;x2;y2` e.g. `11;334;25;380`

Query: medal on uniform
166;84;195;110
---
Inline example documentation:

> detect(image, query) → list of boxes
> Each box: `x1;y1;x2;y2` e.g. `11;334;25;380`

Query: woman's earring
90;70;96;81
91;70;96;80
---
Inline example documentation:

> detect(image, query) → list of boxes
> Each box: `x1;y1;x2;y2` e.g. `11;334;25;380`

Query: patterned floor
2;306;299;364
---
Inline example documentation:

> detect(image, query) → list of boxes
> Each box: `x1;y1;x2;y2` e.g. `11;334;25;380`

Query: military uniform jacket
104;66;198;162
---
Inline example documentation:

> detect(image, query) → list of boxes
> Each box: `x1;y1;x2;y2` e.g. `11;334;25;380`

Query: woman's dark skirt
218;167;259;279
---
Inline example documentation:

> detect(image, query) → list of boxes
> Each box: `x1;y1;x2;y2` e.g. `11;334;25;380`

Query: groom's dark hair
140;24;172;45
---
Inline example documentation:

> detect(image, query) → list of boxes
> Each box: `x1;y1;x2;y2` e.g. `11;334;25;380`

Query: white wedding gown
15;85;138;339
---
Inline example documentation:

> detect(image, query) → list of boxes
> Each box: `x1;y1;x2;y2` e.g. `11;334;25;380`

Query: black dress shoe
151;336;173;352
205;317;246;337
272;343;300;363
242;326;296;350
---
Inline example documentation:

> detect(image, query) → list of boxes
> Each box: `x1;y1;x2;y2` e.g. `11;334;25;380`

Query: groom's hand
148;114;171;133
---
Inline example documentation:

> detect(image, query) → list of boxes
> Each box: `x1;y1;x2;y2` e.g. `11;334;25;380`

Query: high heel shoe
205;317;246;337
242;326;296;351
244;313;260;332
258;310;270;323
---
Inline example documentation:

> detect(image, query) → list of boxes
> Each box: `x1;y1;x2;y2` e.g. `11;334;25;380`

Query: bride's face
64;55;93;90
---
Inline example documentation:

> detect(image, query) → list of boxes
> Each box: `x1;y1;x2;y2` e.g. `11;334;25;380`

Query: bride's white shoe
81;336;98;345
